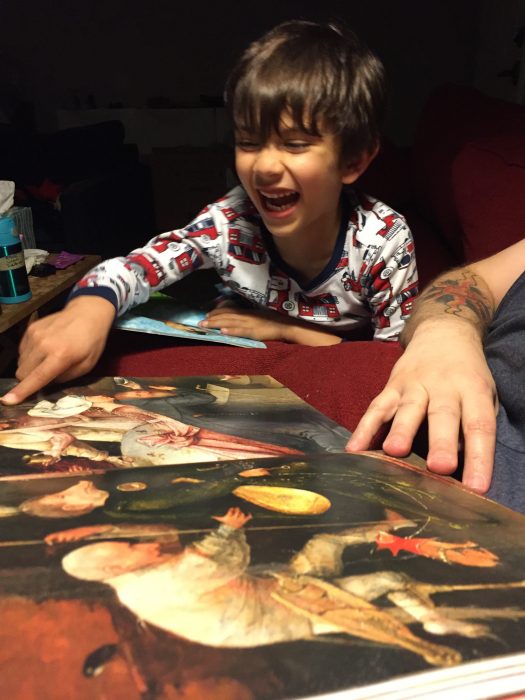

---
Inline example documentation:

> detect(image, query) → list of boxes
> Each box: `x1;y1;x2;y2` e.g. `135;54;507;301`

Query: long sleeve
67;187;255;315
340;192;417;340
362;217;418;341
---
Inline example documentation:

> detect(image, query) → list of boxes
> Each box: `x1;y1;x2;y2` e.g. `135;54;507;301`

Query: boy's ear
340;143;380;184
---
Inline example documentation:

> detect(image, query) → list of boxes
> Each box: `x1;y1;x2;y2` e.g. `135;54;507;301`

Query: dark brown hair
225;20;386;159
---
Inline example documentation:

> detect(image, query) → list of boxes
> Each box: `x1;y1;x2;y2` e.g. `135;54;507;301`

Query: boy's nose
253;147;284;181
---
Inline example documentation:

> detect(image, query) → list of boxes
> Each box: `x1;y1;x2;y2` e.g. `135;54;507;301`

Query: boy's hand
346;319;497;494
200;307;292;341
1;296;116;405
200;307;342;346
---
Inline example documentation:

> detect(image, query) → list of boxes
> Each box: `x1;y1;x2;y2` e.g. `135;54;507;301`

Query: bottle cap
0;215;18;246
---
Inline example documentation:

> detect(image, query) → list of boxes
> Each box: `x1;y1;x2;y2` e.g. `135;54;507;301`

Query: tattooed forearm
400;268;496;346
421;271;494;323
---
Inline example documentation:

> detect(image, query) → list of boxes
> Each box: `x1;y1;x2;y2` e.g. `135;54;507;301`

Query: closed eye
284;141;310;152
235;138;261;152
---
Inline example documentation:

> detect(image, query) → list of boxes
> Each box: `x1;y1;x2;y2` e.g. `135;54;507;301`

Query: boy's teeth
260;190;299;211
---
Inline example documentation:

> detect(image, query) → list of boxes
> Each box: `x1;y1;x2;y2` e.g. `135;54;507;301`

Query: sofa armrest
411;84;525;262
451;131;525;262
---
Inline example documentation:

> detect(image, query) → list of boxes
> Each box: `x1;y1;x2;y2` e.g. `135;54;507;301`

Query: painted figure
19;474;332;519
54;507;518;668
0;394;302;470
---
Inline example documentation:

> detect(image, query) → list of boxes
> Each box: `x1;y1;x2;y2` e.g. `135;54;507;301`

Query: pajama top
71;185;418;341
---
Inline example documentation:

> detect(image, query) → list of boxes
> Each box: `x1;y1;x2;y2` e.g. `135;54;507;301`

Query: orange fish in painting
375;532;499;567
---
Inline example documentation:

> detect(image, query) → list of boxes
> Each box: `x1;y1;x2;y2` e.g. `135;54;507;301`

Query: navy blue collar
261;192;351;291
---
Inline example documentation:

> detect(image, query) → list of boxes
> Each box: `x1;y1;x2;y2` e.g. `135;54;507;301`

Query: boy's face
234;113;362;244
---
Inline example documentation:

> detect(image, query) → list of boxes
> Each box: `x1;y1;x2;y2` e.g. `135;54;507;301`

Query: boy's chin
258;207;299;232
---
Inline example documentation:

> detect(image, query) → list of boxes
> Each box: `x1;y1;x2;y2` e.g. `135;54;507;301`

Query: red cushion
452;131;525;262
358;140;412;210
401;205;458;287
97;333;403;438
412;84;525;260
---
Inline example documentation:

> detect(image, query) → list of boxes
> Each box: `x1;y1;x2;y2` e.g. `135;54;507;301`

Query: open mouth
259;190;300;213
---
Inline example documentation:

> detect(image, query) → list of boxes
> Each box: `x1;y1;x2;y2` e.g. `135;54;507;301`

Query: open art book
0;374;350;478
114;292;267;348
0;376;524;699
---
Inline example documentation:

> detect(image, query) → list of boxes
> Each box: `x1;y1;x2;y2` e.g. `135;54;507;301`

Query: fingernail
1;393;17;404
467;475;489;493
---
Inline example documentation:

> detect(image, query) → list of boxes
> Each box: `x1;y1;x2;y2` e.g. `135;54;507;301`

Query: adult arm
346;239;525;493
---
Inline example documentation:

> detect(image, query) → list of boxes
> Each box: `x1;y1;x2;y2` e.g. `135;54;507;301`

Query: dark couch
92;84;525;442
0;120;156;258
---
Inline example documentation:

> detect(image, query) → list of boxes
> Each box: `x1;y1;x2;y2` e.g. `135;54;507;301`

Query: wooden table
0;254;100;373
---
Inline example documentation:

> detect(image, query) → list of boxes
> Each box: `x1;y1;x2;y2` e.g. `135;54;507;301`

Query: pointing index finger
1;356;71;405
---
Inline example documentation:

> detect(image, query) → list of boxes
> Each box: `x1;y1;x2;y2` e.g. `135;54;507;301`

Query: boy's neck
271;201;345;286
276;242;334;286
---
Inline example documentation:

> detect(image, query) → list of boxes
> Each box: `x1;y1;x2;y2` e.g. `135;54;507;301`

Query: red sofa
96;85;525;442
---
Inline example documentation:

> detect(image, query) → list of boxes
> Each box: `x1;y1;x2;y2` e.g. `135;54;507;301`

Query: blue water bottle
0;214;32;303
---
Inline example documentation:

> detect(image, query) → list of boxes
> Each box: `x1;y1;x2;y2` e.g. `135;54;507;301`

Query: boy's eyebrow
278;126;317;137
234;126;320;139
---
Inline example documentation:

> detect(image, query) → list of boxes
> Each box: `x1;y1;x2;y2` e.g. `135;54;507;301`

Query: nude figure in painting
0;393;302;470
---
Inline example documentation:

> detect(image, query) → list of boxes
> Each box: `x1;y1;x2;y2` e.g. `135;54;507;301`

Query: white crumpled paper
24;248;49;273
28;395;93;418
0;180;15;215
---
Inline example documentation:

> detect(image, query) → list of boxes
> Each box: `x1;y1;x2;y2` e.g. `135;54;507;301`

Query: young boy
6;20;417;404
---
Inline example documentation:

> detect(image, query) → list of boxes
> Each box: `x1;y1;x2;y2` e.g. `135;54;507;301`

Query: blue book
114;292;266;349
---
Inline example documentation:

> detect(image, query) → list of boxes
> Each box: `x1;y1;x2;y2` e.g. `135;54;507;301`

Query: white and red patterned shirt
71;185;418;341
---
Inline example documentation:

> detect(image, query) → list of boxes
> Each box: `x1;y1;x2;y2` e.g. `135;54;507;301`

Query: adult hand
201;307;342;346
1;296;116;405
346;319;497;493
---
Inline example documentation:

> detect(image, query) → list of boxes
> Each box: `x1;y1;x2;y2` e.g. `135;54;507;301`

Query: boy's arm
2;295;116;404
365;227;418;342
3;205;227;404
201;306;343;345
5;247;165;403
347;239;525;493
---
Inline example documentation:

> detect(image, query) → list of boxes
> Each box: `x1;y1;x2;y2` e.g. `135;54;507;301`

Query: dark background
0;1;524;247
1;0;523;144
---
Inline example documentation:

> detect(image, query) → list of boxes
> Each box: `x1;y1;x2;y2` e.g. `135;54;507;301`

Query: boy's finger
1;356;70;404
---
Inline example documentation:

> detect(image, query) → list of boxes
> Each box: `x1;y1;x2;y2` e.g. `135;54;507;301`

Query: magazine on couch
113;292;267;349
0;375;524;700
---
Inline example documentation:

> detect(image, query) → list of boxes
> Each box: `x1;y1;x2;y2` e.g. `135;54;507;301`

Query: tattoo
421;272;494;323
